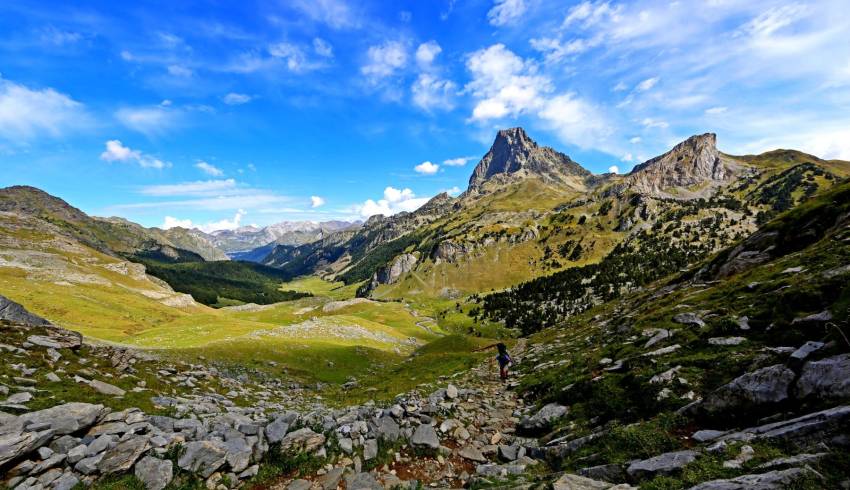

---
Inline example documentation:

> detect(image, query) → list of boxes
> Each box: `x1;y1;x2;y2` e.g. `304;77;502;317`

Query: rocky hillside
261;129;849;305
211;221;357;257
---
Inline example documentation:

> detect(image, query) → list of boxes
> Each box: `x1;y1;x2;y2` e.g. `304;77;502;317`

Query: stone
708;337;746;346
722;445;754;469
320;467;345;490
698;365;795;417
75;453;104;475
446;384;459;399
756;453;827;470
287;479;311;490
626;450;699;479
239;465;259;479
97;436;149;474
345;471;382;490
67;444;87;464
265;419;289;444
89;380;126;397
280;428;325;454
673;313;706;327
45;372;61;383
518;402;568;435
688;467;807;489
577;464;628;483
643;344;681;357
0;295;52;327
796;354;850;400
459;445;487;463
25;330;82;350
644;329;672;349
719;405;850;447
52;472;80;490
224;437;253;473
791;310;833;327
6;392;33;404
178;440;227;478
86;434;115;456
338;437;353;454
37;446;53;459
691;430;728;443
498;445;518;462
0;429;55;467
363;439;378;460
377;416;399;442
410;424;440;449
552;474;636;489
20;403;106;436
135;456;173;490
789;341;825;365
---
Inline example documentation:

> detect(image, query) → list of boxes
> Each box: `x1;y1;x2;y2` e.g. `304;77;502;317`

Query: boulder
626;450;699;479
178;440;227;478
97;436;149;474
20;403;106;436
376;416;399;442
135;456;173;490
265;419;289;444
410;424;440;449
720;404;850;448
362;439;378;461
279;428;325;454
688;467;807;489
552;473;636;489
697;365;795;418
518;403;568;435
345;471;383;490
459;445;487;463
224;437;253;473
0;295;52;327
89;380;126;397
0;429;55;467
673;313;706;328
795;354;850;400
578;463;628;483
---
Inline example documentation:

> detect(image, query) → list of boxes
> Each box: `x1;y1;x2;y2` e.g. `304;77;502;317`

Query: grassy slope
513;180;850;487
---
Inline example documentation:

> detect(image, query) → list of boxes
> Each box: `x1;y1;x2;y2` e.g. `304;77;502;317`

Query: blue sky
1;0;849;231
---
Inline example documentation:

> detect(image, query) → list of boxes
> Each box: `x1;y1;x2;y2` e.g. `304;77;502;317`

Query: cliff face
468;127;590;190
625;133;732;197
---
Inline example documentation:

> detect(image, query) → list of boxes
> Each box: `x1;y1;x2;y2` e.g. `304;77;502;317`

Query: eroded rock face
360;253;419;296
19;403;107;436
697;365;795;418
796;354;850;400
0;294;52;327
688;467;807;489
626;450;699;480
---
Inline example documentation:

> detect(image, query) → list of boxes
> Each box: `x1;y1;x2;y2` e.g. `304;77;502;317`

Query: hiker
476;342;513;380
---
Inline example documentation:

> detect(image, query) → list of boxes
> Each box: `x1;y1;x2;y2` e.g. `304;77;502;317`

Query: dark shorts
497;355;510;368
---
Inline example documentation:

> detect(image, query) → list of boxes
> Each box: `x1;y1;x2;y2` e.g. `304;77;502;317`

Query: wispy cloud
0;77;88;141
443;156;477;166
195;160;223;176
100;140;170;169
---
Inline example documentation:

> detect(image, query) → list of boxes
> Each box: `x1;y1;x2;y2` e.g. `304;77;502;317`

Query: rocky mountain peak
468;128;590;190
625;133;731;197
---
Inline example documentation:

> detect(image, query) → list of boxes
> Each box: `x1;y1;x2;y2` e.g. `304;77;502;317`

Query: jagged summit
625;133;732;197
467;127;591;190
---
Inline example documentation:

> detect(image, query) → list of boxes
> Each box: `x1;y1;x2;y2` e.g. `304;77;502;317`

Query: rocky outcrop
468;127;590;191
625;133;731;198
695;365;796;419
0;295;52;327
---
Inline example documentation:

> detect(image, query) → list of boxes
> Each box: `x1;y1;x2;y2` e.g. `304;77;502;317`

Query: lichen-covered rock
626;450;699;479
135;456;173;490
518;403;568;435
697;365;795;418
796;354;850;400
688;467;807;489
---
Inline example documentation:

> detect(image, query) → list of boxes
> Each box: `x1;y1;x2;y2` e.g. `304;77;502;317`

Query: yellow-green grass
281;276;359;300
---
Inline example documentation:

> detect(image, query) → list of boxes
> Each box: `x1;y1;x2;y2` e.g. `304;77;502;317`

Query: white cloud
629;136;642;144
268;43;312;72
414;161;439;174
291;0;359;29
115;106;179;136
641;118;669;129
161;209;247;233
613;81;628;91
0;77;86;141
412;74;456;111
443;156;477;166
415;41;442;67
705;106;728;115
538;93;612;150
167;65;192;77
445;186;462;196
530;36;601;63
140;179;238;196
362;41;408;81
635;77;659;92
620;153;633;162
100;140;170;169
195;160;224;176
310;195;326;207
313;38;334;57
355;186;430;218
487;0;527;27
466;44;551;121
608;165;620;174
223;93;252;105
161;216;194;229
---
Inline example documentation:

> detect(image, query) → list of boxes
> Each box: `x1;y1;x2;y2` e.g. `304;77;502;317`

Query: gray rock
0;429;55;467
6;392;33;404
577;463;627;483
265;419;289;444
49;436;80;455
74;453;104;475
459;445;487;462
67;444;87;464
225;437;253;472
30;453;66;474
720;404;850;447
708;337;746;346
791;310;833;327
446;384;459;399
789;341;825;365
757;452;826;470
691;430;729;443
135;456;173;490
238;464;259;479
279;428;325;454
20;403;106;436
338;437;353;454
688;467;807;489
89;380;126;397
51;472;80;490
410;424;440;449
345;472;382;490
553;473;636;489
363;439;378;461
644;329;672;349
796;354;850;400
36;446;53;459
376;415;399;442
320;467;345;490
45;372;61;383
673;313;706;327
178;440;227;478
498;444;518;462
0;295;52;327
97;436;149;474
86;434;114;456
287;479;312;490
518;403;568;434
626;450;699;479
698;365;795;417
